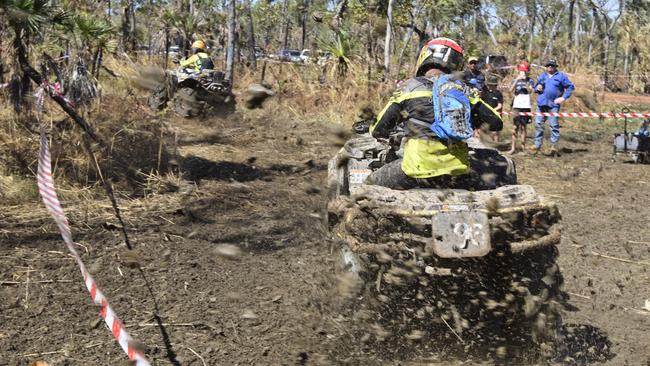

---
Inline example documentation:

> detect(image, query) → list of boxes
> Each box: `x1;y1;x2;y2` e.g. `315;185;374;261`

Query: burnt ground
0;109;649;366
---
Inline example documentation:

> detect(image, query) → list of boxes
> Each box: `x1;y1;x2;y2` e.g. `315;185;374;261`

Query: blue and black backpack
430;74;473;141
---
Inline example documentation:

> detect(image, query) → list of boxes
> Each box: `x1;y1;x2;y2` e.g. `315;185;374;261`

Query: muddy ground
1;107;649;366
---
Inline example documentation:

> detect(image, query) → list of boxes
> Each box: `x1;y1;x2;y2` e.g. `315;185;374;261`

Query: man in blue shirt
533;59;575;154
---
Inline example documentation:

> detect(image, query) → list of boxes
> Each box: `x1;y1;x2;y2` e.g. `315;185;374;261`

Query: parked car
299;49;311;63
278;49;303;63
478;54;509;75
316;51;333;65
254;46;266;59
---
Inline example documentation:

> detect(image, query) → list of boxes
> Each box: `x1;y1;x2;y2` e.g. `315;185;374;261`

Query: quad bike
148;68;235;118
612;113;650;164
327;124;563;357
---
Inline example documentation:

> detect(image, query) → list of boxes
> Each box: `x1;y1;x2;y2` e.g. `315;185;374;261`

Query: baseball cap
516;62;530;72
545;59;558;67
468;56;478;64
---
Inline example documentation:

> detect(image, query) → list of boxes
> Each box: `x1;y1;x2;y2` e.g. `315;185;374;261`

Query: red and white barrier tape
35;88;151;365
502;111;650;118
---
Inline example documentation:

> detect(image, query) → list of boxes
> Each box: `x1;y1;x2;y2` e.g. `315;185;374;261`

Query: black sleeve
472;99;503;132
497;91;503;104
371;103;402;139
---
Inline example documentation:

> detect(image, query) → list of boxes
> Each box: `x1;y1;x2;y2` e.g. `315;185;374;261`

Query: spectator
481;75;503;142
508;63;535;154
464;56;485;91
532;59;575;154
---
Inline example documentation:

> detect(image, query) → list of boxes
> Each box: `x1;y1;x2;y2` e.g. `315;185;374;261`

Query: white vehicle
299;49;311;63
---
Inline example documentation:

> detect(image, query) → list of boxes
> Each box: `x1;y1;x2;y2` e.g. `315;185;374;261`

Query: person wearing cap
463;56;486;91
508;63;535;154
532;59;575;154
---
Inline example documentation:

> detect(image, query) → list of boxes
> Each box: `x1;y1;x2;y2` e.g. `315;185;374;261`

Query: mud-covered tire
148;86;168;111
326;159;348;200
173;87;203;118
337;244;563;359
204;94;237;118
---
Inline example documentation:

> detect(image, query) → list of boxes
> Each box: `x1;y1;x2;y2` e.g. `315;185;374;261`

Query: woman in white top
508;64;535;154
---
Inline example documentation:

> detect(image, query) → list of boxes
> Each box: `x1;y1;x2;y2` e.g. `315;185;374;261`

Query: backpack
430;74;473;141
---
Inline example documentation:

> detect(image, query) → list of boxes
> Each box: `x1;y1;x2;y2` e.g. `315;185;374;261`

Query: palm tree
1;0;70;111
73;12;116;76
319;28;352;77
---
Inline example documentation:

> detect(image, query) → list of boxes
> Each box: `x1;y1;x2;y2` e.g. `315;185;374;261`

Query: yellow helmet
415;38;464;76
191;40;206;51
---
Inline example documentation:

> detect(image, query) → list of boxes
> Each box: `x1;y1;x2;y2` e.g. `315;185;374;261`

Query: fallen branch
440;315;464;344
590;251;650;266
17;350;65;357
627;240;650;245
1;279;73;285
566;291;591;300
186;346;207;366
138;322;199;327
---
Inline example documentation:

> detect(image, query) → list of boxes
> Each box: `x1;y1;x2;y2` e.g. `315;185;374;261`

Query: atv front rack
328;184;561;258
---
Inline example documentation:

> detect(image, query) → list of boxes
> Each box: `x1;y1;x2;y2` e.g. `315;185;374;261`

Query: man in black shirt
479;76;503;141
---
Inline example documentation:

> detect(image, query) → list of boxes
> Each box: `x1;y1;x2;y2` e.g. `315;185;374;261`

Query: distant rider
365;38;503;190
179;40;215;73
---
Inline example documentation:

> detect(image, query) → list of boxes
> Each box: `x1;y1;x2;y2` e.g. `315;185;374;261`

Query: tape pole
35;88;151;365
502;111;650;118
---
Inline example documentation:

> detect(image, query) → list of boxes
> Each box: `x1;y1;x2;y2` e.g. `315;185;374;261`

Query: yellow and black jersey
369;75;503;179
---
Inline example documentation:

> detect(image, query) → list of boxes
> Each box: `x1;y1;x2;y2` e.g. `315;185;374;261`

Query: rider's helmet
191;40;207;53
415;38;464;76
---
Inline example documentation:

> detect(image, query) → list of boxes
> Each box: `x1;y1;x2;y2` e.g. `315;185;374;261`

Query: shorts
512;108;531;126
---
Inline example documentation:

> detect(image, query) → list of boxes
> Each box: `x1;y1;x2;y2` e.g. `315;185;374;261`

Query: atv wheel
173;87;203;118
204;94;237;118
148;85;168;111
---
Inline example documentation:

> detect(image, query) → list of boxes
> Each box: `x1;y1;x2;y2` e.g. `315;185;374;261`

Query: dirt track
1;108;649;365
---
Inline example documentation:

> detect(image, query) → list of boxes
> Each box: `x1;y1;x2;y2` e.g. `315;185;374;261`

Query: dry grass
1;54;644;207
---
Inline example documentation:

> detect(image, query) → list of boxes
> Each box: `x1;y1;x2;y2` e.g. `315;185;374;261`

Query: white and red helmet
415;38;464;76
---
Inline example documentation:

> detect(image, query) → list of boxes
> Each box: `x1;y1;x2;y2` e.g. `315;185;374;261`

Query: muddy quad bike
148;68;235;118
327;127;563;357
612;115;650;164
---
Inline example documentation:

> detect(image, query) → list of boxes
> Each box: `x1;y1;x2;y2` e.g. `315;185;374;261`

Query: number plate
349;169;372;185
432;209;491;258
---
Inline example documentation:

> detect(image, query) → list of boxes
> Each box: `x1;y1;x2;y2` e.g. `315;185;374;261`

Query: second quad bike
613;115;650;164
148;68;235;118
327;127;563;356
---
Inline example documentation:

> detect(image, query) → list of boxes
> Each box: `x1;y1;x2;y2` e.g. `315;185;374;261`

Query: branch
20;63;99;141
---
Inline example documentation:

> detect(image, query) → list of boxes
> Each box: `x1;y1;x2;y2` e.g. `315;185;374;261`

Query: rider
179;40;215;73
365;38;503;190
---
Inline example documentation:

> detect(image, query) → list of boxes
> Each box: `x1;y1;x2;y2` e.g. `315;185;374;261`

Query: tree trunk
396;3;421;77
300;0;309;51
586;13;596;65
281;0;290;50
121;1;136;51
573;0;580;49
244;0;257;69
478;1;498;47
383;0;394;81
164;27;170;69
623;42;630;90
542;2;569;60
602;0;624;87
225;0;236;86
526;0;537;61
567;0;575;46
